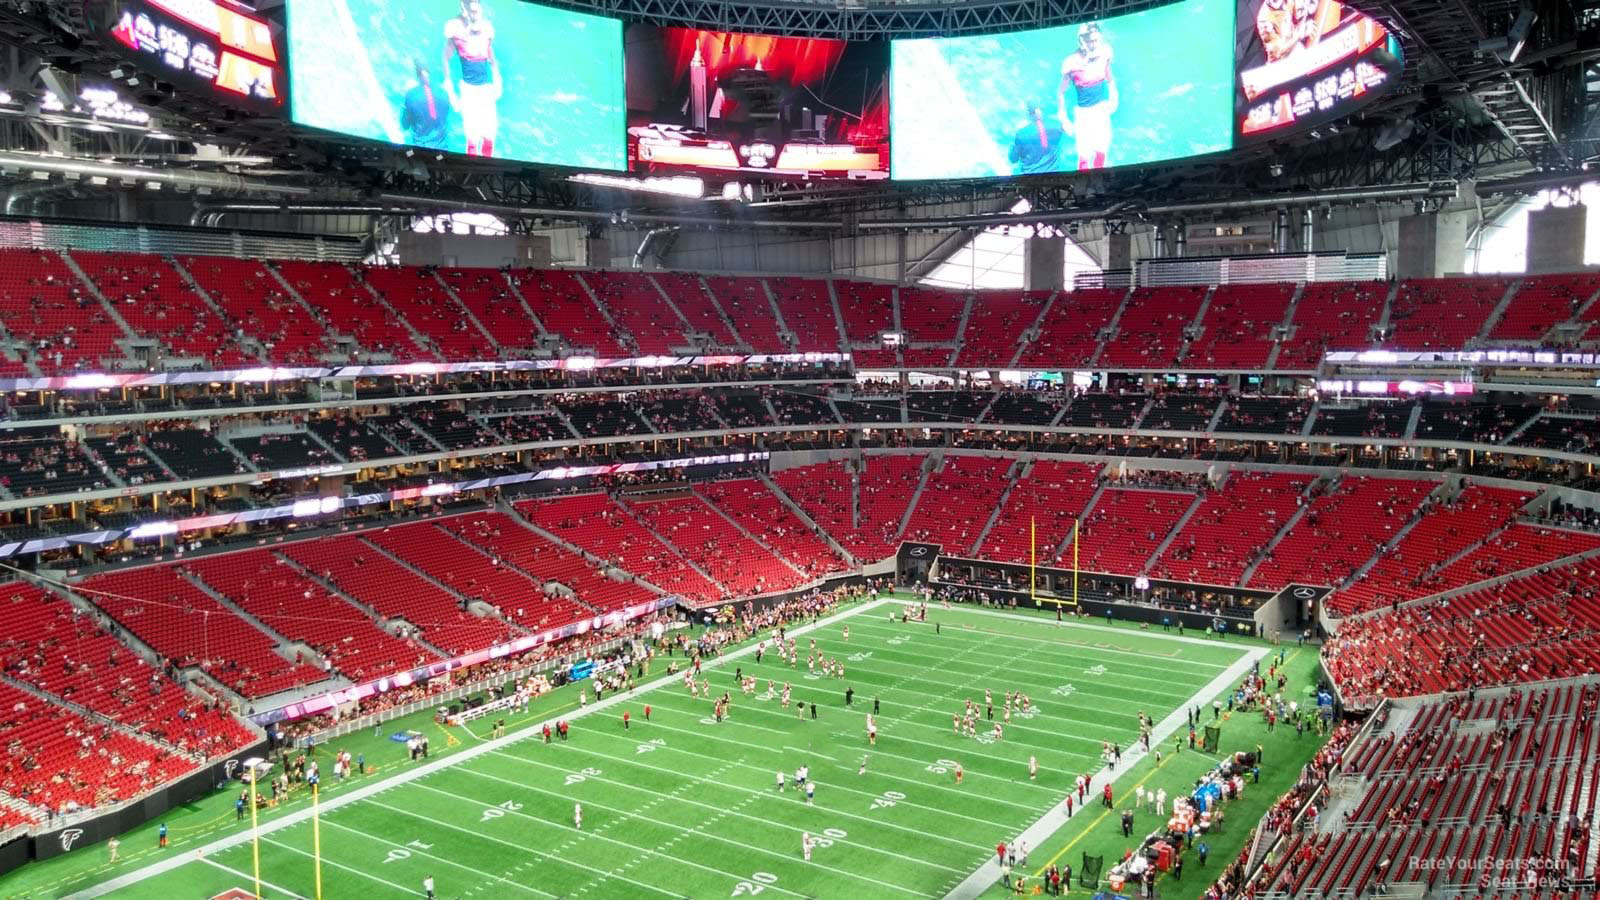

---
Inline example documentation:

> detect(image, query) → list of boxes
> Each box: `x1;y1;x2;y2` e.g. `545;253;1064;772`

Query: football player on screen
442;0;502;157
1256;0;1299;61
1008;103;1067;175
1258;0;1343;62
1057;23;1116;171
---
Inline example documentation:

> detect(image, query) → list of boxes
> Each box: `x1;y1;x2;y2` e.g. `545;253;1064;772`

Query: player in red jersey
1057;23;1117;170
442;0;502;157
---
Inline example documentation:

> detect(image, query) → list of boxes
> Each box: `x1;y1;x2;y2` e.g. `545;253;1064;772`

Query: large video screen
1235;0;1403;138
285;0;624;169
108;0;285;113
625;26;889;180
890;0;1235;180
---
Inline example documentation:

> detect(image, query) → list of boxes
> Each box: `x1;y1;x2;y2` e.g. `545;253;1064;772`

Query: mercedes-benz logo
909;547;929;557
1292;587;1316;599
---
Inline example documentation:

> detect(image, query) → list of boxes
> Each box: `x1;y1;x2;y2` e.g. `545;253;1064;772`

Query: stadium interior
4;0;1600;896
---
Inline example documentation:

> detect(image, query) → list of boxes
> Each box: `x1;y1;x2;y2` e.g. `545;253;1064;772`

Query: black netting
1079;853;1104;888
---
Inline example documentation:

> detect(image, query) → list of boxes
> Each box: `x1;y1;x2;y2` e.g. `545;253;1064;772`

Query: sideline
938;626;1267;900
65;598;888;899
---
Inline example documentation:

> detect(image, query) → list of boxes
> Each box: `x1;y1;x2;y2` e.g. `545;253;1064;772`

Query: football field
61;599;1264;900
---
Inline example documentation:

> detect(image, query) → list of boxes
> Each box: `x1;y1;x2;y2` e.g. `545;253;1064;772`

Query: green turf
973;642;1327;900
3;598;1324;900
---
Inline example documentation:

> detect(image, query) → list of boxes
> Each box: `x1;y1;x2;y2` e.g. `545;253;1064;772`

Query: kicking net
1079;853;1104;889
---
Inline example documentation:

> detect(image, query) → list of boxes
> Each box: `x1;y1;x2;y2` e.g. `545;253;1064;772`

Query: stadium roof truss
538;0;1178;39
0;0;1595;234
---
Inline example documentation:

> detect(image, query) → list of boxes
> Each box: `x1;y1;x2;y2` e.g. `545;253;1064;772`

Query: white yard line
815;634;1205;695
637;690;1089;796
851;615;1233;674
673;664;1129;750
452;761;967;874
196;856;307;900
940;640;1269;900
412;772;927;897
65;598;887;900
881;600;1244;653
366;795;727;898
66;597;1251;900
488;741;1011;842
733;639;1178;732
317;817;557;898
783;744;840;762
259;834;468;899
561;762;729;897
604;701;1055;807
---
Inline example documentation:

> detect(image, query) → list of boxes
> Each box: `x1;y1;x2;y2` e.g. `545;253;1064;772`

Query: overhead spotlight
1269;163;1284;178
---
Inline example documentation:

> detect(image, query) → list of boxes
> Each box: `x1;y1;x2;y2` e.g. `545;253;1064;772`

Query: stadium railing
1246;698;1388;875
290;630;644;749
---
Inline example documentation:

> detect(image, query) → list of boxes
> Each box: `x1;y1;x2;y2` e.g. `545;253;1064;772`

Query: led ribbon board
108;0;284;111
1236;0;1403;137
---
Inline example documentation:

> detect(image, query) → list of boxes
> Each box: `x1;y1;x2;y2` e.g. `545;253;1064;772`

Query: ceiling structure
0;0;1593;240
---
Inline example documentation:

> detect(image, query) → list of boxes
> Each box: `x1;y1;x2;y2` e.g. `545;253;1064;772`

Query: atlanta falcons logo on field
59;828;84;852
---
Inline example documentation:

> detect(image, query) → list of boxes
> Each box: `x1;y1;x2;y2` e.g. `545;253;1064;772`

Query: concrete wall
396;231;553;268
1527;204;1587;274
1023;235;1066;291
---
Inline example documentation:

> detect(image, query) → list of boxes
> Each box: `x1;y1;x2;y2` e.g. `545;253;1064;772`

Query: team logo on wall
224;759;240;780
59;828;84;852
909;547;929;557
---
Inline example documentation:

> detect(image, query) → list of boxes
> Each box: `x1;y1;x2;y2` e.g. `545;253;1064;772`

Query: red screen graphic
626;25;889;179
